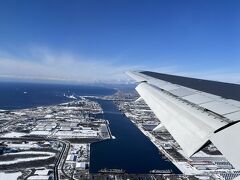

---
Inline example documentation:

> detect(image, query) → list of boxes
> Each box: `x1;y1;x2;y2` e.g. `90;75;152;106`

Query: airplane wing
127;70;240;169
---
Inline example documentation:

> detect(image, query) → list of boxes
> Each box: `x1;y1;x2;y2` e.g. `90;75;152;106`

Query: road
0;137;70;180
54;140;70;180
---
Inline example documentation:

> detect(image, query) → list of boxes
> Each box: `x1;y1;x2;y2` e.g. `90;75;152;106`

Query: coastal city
0;91;239;180
0;0;239;179
0;96;112;179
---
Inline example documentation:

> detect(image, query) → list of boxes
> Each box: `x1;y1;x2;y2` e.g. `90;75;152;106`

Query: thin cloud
0;47;239;84
0;48;142;83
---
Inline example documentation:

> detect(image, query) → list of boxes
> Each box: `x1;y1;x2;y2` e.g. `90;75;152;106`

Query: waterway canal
90;98;181;174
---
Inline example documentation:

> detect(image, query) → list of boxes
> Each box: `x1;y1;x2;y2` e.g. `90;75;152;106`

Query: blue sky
0;0;239;83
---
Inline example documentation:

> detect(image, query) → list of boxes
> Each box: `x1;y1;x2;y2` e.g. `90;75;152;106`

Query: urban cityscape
0;89;238;179
0;0;239;179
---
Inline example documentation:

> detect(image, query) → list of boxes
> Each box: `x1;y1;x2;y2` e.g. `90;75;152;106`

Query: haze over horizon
0;0;239;84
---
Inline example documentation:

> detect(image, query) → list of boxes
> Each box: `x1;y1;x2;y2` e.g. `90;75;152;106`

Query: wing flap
127;70;240;168
136;82;226;156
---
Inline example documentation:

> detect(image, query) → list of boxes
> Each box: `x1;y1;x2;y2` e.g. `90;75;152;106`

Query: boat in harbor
149;169;172;174
98;168;125;174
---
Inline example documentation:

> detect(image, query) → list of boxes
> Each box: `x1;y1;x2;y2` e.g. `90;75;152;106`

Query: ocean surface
0;81;116;110
0;81;180;174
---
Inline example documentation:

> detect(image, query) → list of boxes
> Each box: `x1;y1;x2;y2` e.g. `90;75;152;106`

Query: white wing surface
127;71;240;169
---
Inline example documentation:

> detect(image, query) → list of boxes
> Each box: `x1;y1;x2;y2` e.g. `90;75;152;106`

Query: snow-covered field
2;132;27;138
30;130;51;136
0;172;21;180
3;151;55;156
0;155;54;165
7;142;39;149
0;151;55;165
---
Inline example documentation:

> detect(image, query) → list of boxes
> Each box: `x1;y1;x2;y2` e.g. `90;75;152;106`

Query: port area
101;90;240;180
0;97;113;180
0;92;240;180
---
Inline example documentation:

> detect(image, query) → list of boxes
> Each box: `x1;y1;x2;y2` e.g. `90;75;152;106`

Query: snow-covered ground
7;142;39;149
4;151;55;156
0;155;54;165
30;130;51;136
0;172;21;180
0;149;56;166
2;132;27;138
12;112;26;116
